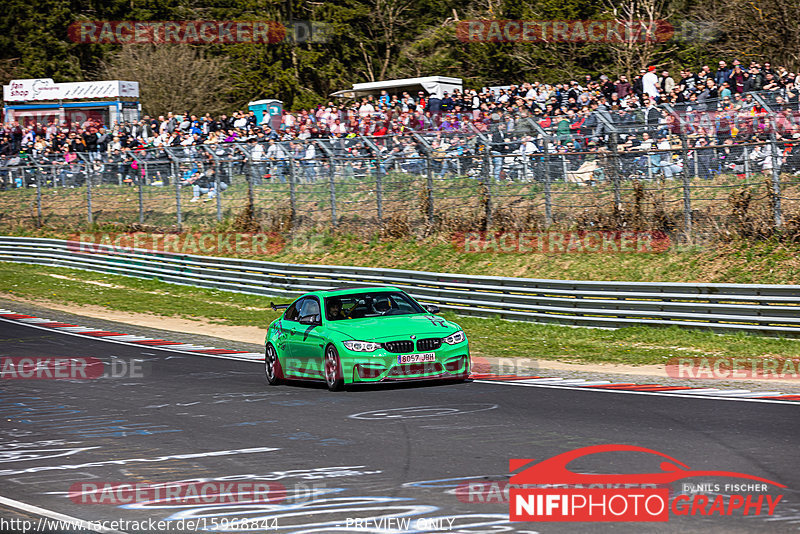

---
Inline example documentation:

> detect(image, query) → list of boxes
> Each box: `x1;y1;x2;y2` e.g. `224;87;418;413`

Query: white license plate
398;352;436;364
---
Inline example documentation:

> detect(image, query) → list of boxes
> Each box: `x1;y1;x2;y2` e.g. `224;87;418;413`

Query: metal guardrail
1;236;799;336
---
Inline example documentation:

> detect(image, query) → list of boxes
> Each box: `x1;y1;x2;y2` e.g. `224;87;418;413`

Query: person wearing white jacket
751;142;782;174
656;136;682;179
302;142;316;181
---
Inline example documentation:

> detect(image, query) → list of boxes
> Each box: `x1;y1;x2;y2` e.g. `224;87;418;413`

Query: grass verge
2;261;798;366
4;228;800;285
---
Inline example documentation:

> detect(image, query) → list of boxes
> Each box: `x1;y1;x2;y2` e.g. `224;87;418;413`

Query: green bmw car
264;286;470;391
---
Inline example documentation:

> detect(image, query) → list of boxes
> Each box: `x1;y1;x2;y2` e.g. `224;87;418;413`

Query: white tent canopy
331;76;463;100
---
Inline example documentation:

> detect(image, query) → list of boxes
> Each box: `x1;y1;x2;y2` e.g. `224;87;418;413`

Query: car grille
416;338;442;351
388;362;444;377
383;340;414;353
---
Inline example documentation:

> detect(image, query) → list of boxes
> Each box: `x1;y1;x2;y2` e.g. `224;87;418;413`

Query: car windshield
325;292;426;321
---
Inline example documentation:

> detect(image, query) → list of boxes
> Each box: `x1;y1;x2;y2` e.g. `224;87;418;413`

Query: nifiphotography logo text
507;444;785;522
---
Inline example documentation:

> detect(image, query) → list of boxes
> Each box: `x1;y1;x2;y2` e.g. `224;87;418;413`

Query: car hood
331;315;459;341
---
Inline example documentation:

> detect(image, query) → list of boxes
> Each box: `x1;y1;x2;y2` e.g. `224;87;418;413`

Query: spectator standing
441;92;454;112
659;70;675;94
633;70;645;103
96;127;110;155
728;65;746;94
743;67;761;92
642;66;660;101
426;94;442;114
715;61;731;86
615;75;631;99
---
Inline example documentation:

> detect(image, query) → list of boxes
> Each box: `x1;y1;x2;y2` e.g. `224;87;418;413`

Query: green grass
8;226;800;285
4;219;800;287
2;262;799;366
269;233;800;285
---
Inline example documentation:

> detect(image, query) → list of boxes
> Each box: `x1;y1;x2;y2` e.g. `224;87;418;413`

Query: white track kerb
1;309;799;405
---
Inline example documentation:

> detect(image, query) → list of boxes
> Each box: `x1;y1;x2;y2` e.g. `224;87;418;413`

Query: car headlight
343;340;382;352
443;330;465;345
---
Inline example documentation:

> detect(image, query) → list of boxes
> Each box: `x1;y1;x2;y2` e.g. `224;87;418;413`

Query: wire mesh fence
2;116;800;241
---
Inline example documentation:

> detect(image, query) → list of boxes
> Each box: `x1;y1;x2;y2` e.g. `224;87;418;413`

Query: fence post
743;146;751;179
608;133;621;215
35;170;42;228
247;162;255;213
375;164;383;226
769;127;783;228
482;149;493;228
484;159;493;231
288;158;297;230
426;154;435;226
215;163;222;222
138;168;144;224
86;167;93;224
679;133;692;239
543;137;553;226
174;162;182;231
328;157;337;227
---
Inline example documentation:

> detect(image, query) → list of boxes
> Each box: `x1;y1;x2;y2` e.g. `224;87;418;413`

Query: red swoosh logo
509;444;785;488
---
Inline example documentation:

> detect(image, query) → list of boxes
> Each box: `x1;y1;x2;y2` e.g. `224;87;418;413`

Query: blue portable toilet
248;99;283;131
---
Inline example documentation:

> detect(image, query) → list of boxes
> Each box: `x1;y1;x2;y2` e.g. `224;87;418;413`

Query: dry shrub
253;206;293;233
232;205;262;233
718;183;776;240
436;210;485;233
490;202;543;233
572;179;681;233
418;186;432;223
381;213;412;238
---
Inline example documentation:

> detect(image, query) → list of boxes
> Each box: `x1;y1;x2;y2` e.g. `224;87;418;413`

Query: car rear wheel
265;343;283;385
324;345;344;391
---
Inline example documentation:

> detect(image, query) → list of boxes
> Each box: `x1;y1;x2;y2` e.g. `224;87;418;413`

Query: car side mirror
425;304;440;314
299;314;320;326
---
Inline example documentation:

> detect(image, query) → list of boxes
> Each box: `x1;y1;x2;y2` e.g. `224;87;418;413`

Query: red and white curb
1;308;799;402
0;309;264;362
469;373;800;402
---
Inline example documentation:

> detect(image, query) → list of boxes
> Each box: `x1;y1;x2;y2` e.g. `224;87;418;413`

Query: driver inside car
373;296;394;314
326;298;349;321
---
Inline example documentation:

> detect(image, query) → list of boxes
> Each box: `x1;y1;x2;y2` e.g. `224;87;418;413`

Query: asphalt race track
0;317;798;533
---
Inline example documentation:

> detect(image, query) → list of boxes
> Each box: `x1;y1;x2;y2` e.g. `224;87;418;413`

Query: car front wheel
324;345;344;391
265;343;283;385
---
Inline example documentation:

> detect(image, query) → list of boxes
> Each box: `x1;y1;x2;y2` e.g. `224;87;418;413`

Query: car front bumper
342;342;470;384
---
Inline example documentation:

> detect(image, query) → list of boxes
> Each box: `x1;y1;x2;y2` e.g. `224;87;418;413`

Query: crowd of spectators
2;57;800;189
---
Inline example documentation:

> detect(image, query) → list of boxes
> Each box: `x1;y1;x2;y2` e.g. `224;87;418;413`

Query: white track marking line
0;495;128;534
99;335;152;341
0;317;259;363
473;380;800;405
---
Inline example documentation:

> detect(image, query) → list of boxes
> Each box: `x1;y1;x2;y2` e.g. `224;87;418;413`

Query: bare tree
359;0;415;81
690;0;800;70
604;0;676;78
100;44;234;116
